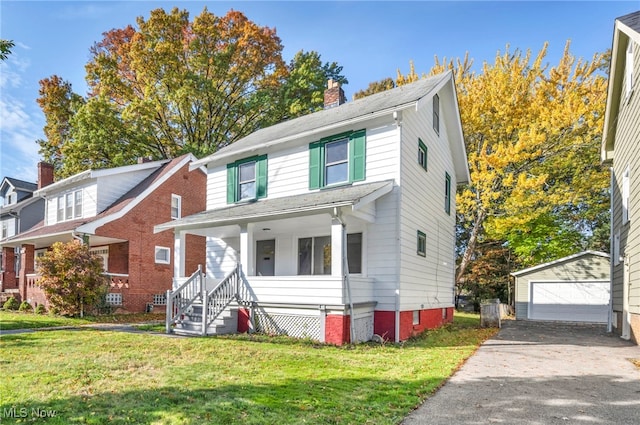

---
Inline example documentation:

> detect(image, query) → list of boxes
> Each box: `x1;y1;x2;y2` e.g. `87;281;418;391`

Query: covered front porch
157;180;394;343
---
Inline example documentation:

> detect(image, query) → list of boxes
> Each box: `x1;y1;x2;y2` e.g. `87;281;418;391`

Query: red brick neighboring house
0;154;206;312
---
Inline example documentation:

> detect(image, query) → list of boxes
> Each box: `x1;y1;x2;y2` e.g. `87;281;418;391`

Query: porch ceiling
155;179;394;233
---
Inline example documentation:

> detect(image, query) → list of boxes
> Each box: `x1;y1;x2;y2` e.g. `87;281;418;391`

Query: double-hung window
171;194;181;219
417;230;426;257
57;190;83;223
433;94;440;135
297;233;363;275
309;129;366;189
227;155;267;204
418;139;428;171
445;172;451;215
623;166;630;224
626;42;634;99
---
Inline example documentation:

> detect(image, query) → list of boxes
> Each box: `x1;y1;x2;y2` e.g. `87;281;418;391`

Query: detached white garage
512;251;610;323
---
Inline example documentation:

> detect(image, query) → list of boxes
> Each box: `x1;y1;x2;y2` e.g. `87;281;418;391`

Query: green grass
0;312;494;424
0;311;165;331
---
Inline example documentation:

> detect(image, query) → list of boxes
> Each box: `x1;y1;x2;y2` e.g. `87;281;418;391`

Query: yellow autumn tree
380;42;608;287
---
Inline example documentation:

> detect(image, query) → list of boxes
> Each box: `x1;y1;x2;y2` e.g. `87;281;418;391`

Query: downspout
394;110;402;343
608;167;614;333
333;208;355;344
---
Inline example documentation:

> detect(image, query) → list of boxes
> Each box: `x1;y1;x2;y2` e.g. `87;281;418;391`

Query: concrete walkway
403;320;640;425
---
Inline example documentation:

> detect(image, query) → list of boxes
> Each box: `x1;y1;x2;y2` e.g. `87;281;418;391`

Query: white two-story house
157;72;469;344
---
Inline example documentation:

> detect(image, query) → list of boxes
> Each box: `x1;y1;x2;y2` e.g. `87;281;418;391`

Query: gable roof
601;10;640;163
3;154;200;246
510;250;610;277
0;177;37;194
34;158;171;197
191;71;469;183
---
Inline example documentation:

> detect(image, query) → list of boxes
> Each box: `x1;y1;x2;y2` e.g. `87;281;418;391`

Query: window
74;191;82;218
153;293;167;305
626;42;634;99
346;233;362;274
90;247;109;272
445;172;451;215
171;194;181;219
1;221;6;239
155;246;171;264
227;155;267;204
413;310;420;325
433;94;440;135
325;139;349;185
309;130;366;189
417;230;426;257
614;231;621;266
57;195;64;222
418;139;428;171
298;233;362;275
106;293;122;306
622;167;630;224
56;190;83;222
4;192;16;206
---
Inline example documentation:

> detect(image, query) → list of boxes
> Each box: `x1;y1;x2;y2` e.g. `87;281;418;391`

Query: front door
256;239;275;276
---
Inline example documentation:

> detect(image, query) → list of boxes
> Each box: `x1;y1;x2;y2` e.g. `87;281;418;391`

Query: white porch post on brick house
173;230;186;278
239;223;255;276
331;216;344;277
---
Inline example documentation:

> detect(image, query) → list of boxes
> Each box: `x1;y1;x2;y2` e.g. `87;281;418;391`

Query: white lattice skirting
254;313;321;340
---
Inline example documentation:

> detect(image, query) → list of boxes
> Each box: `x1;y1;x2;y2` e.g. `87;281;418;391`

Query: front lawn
0;311;165;331
0;312;494;424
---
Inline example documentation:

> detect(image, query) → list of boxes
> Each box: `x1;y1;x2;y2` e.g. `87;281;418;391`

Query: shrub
36;240;110;317
35;304;47;315
3;296;20;310
18;301;33;312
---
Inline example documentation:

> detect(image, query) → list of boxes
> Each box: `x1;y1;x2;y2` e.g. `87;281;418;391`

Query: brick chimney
324;79;346;109
37;162;54;189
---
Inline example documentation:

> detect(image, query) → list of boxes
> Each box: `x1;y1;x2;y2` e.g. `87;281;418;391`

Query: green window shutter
309;141;322;190
227;163;237;204
256;155;268;199
349;129;366;182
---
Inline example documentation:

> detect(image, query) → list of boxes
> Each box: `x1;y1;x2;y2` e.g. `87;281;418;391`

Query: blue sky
1;1;637;182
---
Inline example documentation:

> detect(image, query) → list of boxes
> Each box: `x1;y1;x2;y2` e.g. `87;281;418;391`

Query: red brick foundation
374;307;454;342
325;314;350;345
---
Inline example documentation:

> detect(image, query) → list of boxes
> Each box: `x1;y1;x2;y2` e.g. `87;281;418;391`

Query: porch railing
166;264;244;335
166;265;205;333
202;265;242;334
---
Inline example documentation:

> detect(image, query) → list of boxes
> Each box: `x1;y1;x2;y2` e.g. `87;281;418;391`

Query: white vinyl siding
1;217;15;239
95;168;157;213
205;120;399;210
398;100;456;311
611;39;640;316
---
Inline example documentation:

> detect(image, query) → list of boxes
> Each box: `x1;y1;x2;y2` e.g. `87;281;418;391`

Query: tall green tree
0;39;14;61
357;43;609;294
36;8;347;177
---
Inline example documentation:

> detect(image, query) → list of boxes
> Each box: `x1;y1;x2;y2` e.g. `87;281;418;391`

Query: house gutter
608;167;614;333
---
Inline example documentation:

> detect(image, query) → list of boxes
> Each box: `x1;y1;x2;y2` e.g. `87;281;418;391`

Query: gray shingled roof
3;177;37;192
155;179;394;232
618;10;640;33
193;72;450;166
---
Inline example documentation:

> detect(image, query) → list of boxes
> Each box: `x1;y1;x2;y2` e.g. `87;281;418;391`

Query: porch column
19;244;34;301
173;230;186;278
1;246;16;289
331;218;344;277
240;224;254;276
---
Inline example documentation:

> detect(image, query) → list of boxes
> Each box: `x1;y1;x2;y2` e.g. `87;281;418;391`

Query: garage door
529;281;610;323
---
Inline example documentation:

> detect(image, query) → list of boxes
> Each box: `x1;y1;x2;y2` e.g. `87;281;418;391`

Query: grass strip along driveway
0;313;495;424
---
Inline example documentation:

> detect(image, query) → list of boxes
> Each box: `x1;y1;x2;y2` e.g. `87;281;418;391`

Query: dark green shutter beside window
256;155;268;199
309;141;322;190
227;163;237;204
349;130;366;183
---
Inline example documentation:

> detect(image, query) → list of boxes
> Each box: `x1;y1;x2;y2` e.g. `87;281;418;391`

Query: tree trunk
456;209;486;285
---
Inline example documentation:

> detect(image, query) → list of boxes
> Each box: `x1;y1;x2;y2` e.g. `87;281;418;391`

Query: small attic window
626;42;634;99
433;94;440;135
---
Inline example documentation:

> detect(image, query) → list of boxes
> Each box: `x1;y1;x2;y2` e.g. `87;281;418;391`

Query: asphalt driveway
402;320;640;425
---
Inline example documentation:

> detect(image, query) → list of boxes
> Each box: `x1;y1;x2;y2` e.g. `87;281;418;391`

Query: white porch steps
172;303;238;336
